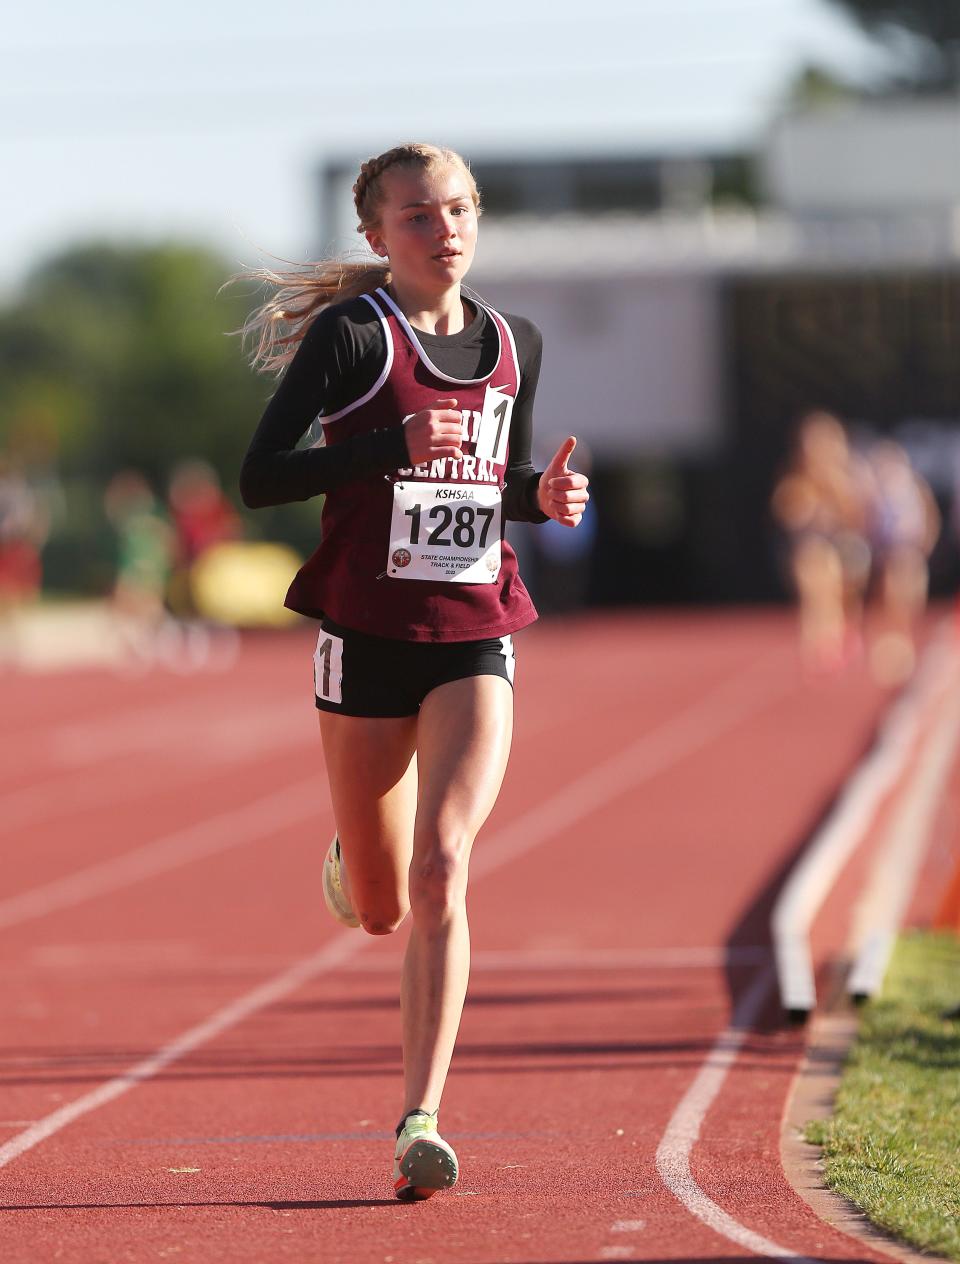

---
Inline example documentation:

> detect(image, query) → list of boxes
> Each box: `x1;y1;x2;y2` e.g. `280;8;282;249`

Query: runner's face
367;165;477;291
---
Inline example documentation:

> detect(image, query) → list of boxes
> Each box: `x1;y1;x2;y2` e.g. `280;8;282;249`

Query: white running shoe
393;1110;459;1201
321;836;360;929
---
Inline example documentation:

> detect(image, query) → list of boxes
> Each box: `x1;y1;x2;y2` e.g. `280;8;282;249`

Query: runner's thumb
551;436;577;476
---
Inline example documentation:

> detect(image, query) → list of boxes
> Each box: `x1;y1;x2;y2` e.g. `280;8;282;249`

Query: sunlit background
2;0;959;667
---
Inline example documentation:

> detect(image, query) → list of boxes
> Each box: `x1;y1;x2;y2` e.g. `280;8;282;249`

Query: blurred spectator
167;459;241;617
864;439;940;686
0;455;45;609
10;416;66;560
0;454;48;665
771;411;872;674
103;470;175;666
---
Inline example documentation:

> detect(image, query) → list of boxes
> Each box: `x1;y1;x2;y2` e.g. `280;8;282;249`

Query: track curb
780;995;954;1264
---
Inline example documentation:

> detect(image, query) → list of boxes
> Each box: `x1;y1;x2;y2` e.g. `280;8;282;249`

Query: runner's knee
408;832;471;924
357;899;409;936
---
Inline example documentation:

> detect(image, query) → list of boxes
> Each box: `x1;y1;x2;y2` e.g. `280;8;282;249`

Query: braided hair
232;142;480;375
352;142;479;234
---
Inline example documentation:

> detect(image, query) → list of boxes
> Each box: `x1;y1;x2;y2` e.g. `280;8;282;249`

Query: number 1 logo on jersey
314;630;344;704
473;385;513;465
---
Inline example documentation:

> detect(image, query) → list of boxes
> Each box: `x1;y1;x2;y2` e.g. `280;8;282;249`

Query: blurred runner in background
103;470;175;667
865;439;940;686
0;455;44;606
0;454;46;664
167;459;241;618
771;410;872;674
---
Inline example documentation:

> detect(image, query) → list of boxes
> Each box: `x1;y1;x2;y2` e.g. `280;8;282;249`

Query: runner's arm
239;308;409;509
501;316;549;523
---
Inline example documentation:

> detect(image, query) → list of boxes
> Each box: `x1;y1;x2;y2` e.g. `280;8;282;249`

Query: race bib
388;482;502;583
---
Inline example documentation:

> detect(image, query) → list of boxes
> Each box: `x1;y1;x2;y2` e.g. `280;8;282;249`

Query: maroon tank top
284;287;539;642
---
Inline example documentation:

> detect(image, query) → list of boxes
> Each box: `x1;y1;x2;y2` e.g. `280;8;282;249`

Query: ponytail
232;257;390;376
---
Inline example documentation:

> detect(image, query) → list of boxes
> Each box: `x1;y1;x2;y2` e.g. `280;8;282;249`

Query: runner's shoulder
497;311;542;369
300;294;385;373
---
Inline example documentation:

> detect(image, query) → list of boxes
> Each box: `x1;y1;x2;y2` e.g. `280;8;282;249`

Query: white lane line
0;649;791;935
654;648;958;1263
49;699;307;768
12;944;769;977
0;652;789;1170
0;779;326;932
0;935;361;1169
0;704;312;836
0;690;562;841
848;668;960;1001
472;648;795;882
655;965;817;1263
771;631;957;1017
343;946;771;972
4;694;260;780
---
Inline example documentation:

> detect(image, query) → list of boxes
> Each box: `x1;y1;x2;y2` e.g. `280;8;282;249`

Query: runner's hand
403;399;463;465
537;436;590;527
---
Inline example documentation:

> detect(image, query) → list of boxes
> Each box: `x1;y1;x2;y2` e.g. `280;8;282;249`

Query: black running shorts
312;617;516;718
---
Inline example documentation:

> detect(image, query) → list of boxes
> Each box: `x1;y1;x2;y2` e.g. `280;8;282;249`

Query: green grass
804;930;960;1260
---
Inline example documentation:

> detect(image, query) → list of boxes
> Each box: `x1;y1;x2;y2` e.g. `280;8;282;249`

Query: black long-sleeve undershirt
239;293;548;523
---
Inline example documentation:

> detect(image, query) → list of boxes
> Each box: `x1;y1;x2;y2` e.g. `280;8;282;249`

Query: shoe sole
322;845;360;929
394;1140;458;1201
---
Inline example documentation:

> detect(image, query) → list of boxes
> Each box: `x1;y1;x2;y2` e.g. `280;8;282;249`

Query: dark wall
576;269;960;608
721;268;960;600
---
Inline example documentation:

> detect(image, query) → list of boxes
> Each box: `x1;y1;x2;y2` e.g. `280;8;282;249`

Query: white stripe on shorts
499;635;515;685
314;629;344;704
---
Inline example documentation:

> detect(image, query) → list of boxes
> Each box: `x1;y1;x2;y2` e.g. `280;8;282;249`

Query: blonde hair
234;142;480;374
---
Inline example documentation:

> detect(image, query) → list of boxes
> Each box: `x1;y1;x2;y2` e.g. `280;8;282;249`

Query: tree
785;64;860;108
826;0;960;93
0;241;267;483
0;240;322;593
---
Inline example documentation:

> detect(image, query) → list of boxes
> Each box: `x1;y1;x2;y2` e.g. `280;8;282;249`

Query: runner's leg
400;674;513;1114
318;712;419;933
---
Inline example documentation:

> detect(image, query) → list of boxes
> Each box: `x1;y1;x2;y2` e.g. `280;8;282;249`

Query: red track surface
0;611;931;1263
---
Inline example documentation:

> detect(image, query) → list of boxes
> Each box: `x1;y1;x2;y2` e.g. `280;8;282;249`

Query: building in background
316;148;756;254
764;97;960;256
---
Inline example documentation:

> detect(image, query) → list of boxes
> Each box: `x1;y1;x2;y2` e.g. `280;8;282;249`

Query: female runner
238;142;589;1200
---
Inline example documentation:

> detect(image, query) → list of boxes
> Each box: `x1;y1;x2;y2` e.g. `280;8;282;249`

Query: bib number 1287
404;501;496;549
388;482;502;583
